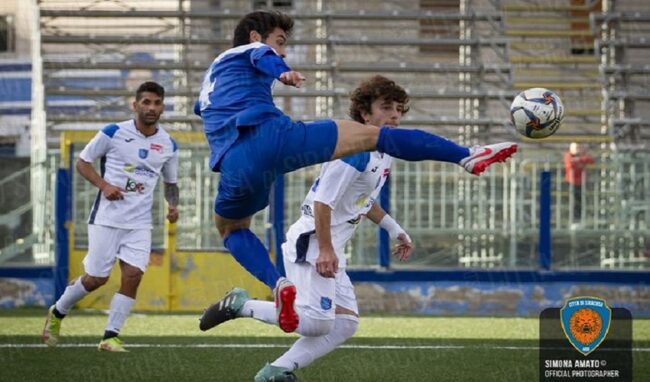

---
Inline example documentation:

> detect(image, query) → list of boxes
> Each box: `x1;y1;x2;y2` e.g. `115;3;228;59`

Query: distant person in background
564;142;594;222
42;82;179;352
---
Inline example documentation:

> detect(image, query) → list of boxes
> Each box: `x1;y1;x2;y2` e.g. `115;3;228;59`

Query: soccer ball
510;88;564;139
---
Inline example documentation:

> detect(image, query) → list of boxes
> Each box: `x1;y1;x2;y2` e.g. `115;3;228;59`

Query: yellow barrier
68;247;271;311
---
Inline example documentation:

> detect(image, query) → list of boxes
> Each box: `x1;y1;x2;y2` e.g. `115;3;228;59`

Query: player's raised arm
251;48;306;88
278;70;306;88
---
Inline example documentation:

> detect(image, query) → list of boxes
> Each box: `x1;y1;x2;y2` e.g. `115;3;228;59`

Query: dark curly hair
233;11;294;47
349;75;410;123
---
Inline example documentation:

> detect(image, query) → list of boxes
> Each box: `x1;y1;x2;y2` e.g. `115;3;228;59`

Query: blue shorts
215;116;338;219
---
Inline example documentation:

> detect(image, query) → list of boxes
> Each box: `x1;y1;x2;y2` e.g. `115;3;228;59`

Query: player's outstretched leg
254;363;298;382
199;287;250;331
373;126;517;175
274;277;299;333
332;121;517;175
460;142;518;175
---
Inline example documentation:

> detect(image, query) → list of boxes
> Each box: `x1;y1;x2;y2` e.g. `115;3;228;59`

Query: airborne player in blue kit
195;10;517;334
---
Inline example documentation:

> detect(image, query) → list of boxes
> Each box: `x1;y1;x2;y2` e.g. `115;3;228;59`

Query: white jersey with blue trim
282;151;392;268
79;119;178;229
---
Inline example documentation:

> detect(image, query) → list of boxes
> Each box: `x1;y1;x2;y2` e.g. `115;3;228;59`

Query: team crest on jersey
139;149;148;159
150;143;163;152
320;297;332;311
383;168;390;177
560;297;611;356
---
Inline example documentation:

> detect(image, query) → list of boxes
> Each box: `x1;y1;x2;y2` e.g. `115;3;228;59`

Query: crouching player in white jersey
199;76;414;381
42;82;180;352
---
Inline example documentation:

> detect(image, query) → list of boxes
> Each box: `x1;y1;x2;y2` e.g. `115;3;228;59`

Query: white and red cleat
460;142;518;175
274;277;299;333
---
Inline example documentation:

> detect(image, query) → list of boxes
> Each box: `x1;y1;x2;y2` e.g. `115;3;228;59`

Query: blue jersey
197;42;292;170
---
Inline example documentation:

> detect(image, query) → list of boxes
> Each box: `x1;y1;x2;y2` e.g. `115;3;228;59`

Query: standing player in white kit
199;75;413;381
42;81;180;352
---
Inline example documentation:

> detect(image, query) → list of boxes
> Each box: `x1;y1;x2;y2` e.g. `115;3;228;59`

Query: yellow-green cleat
254;363;298;382
98;337;129;352
42;305;62;347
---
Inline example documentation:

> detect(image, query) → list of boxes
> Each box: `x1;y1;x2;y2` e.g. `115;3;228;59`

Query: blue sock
224;229;281;289
376;127;470;163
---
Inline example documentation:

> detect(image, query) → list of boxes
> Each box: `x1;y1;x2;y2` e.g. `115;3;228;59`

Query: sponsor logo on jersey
124;138;135;143
134;166;156;178
320;297;332;311
301;204;313;217
125;178;145;194
383;168;390;177
124;163;155;178
560;297;611;356
150;143;163;152
138;149;149;159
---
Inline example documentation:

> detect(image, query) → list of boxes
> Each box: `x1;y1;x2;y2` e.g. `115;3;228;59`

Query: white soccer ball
510;88;564;139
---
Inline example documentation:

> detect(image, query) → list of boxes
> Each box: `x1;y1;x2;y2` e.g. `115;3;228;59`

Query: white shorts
283;258;358;321
83;224;152;277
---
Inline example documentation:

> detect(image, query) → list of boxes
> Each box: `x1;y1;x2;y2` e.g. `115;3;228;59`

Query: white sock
105;293;135;333
54;278;89;314
272;314;359;371
240;301;335;336
240;300;277;325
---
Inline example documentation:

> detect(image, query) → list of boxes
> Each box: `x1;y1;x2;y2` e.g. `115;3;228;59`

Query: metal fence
66;141;649;270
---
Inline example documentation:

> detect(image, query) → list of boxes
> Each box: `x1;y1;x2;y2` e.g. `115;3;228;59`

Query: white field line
0;343;648;351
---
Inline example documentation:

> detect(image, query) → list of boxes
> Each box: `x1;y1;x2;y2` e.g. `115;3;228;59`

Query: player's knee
332;314;359;345
215;215;251;239
297;316;334;337
332;121;380;158
81;275;109;291
121;270;143;286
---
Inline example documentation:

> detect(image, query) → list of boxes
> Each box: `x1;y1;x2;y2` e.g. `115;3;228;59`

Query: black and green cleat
199;287;250;331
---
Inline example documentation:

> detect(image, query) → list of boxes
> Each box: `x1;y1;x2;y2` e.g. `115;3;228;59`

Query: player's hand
392;232;413;261
316;247;338;278
101;183;124;201
279;71;306;88
167;205;179;223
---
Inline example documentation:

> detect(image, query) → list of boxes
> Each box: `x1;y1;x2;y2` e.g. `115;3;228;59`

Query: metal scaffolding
34;0;650;270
